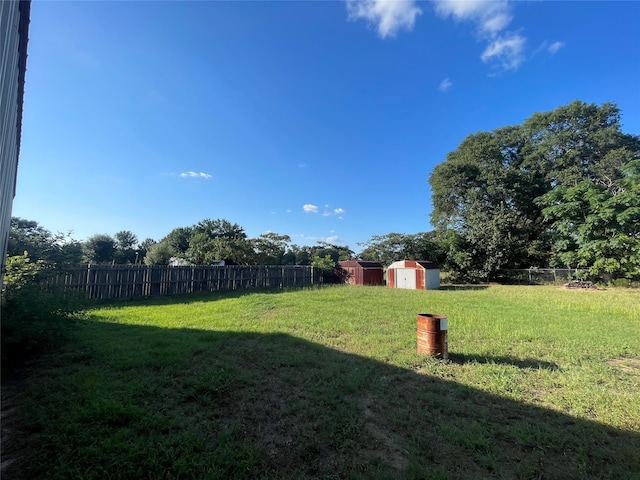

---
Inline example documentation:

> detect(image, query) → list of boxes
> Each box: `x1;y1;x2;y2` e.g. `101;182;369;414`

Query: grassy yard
3;285;639;479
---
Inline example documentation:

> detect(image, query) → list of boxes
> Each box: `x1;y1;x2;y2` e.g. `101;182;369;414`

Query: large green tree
7;218;83;265
186;219;251;265
429;101;640;281
536;159;640;279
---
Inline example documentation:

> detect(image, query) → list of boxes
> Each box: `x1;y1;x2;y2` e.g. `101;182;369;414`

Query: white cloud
481;11;512;35
326;235;340;245
180;171;212;179
439;78;452;92
548;41;565;54
334;208;345;214
303;204;319;213
434;0;512;34
434;0;526;72
346;0;422;38
323;211;332;217
481;33;525;71
433;0;487;20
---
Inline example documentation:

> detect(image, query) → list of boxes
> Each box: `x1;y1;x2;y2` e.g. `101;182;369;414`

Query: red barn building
337;260;384;286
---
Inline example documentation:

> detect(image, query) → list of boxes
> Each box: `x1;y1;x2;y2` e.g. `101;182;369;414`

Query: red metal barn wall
387;267;395;288
361;267;384;285
337;261;384;286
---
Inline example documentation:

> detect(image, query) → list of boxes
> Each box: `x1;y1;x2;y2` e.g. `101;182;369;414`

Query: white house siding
0;0;29;284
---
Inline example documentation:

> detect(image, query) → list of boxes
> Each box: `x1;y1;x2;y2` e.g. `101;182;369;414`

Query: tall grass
3;285;639;479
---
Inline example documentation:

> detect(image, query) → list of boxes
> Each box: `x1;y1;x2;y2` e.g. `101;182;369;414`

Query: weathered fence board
47;265;319;300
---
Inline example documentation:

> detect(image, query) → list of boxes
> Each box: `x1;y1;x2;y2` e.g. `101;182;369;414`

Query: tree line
6;101;639;282
6;217;355;269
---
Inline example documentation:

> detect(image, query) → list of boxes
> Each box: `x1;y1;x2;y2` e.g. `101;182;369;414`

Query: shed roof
388;260;440;270
338;260;383;269
414;261;440;269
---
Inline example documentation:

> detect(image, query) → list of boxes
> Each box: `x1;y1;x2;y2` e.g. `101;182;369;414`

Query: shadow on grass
439;285;490;291
4;318;638;480
449;353;560;370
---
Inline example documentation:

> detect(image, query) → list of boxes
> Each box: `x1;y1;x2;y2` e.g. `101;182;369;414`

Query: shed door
395;268;416;289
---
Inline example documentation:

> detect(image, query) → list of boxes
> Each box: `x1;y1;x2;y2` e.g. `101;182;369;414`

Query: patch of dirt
607;358;640;376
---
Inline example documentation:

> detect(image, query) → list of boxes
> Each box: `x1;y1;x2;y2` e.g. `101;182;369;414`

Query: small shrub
2;254;86;371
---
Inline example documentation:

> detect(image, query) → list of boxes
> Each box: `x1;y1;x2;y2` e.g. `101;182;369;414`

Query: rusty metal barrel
417;314;448;359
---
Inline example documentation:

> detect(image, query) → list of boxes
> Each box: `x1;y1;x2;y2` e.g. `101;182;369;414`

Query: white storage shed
386;261;440;290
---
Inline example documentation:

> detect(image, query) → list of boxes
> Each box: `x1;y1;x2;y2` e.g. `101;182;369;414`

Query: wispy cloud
326;235;340;245
303;204;319;213
322;206;347;218
304;204;346;217
439;78;452;92
346;0;422;38
180;171;212;179
434;0;525;72
480;33;525;71
548;41;565;54
434;0;512;36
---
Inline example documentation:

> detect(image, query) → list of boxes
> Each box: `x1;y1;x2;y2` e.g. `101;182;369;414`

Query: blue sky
13;0;640;251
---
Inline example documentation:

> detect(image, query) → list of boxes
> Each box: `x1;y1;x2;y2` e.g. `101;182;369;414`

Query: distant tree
289;245;312;265
83;234;116;264
184;233;251;265
193;219;246;239
161;227;193;255
138;238;157;262
308;242;353;263
176;218;250;265
7;218;58;260
185;233;216;265
358;232;445;266
114;230;139;264
252;233;292;265
58;239;84;265
7;218;82;265
143;241;175;265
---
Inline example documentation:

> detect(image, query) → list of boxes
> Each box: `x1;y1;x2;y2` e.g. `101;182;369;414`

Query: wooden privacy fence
46;264;320;300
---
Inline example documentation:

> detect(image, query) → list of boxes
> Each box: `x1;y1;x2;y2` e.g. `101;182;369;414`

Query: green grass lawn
3;285;640;479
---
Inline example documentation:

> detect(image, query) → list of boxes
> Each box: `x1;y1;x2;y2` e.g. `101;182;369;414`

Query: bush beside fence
46;265;320;300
